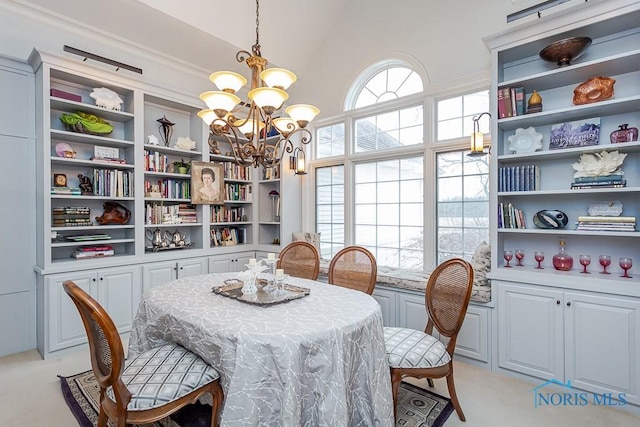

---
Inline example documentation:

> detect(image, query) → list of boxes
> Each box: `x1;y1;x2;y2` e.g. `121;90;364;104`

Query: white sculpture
174;136;196;150
147;135;160;146
90;87;124;111
572;150;627;178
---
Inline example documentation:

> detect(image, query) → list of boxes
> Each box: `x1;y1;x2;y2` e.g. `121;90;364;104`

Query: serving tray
212;279;310;306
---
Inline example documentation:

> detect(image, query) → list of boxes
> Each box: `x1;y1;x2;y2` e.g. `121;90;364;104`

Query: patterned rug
60;371;453;427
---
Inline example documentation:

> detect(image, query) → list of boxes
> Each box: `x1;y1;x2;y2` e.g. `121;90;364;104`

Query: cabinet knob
556;300;561;305
566;301;571;307
180;266;183;270
92;278;96;282
100;277;103;281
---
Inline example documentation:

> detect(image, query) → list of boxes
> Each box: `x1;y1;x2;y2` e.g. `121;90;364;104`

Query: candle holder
263;254;279;291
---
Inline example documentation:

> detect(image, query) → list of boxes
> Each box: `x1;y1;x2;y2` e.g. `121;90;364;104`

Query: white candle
267;253;275;261
276;268;285;279
249;258;257;266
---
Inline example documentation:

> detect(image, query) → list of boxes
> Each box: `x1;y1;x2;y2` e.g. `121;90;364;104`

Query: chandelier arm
210;120;253;166
236;50;252;63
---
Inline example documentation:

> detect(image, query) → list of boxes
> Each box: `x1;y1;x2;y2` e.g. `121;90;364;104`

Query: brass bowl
539;37;592;67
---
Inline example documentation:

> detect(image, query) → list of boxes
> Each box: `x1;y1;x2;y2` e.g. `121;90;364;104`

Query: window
316;165;344;259
354;66;423;109
316;123;345;159
437;90;489;141
354;157;424;269
354;105;423;153
436;151;489;262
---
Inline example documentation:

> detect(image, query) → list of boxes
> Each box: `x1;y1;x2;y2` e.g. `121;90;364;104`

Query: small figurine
147;135;160;146
527;90;542;114
77;174;93;195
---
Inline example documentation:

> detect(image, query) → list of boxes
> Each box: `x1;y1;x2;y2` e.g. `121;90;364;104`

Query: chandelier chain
255;0;260;49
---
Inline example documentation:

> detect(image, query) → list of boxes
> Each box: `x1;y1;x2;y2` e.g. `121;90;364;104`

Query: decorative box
50;88;82;102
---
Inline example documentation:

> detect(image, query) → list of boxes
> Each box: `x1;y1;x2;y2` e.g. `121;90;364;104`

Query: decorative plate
508;127;543;154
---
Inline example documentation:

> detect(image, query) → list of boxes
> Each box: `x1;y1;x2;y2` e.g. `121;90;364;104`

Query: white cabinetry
208;252;255;273
142;257;208;292
37;265;141;358
496;281;640;404
372;287;397;327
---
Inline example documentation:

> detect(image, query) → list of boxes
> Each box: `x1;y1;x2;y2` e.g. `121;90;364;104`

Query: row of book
144;179;191;199
72;245;115;259
498;165;540;192
263;166;280;180
224;163;251;181
497;86;526;119
498;202;527;229
143;150;171;172
575;215;636;232
211;227;246;246
212;205;248;223
144;203;197;224
92;168;134;197
225;183;252;201
571;174;627;189
90;156;127;165
52;206;91;227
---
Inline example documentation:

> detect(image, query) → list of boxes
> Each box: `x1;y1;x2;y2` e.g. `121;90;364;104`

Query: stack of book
497;86;526;118
576;215;636;232
571;174;626;189
72;245;115;259
52;206;91;227
51;186;81;196
177;204;197;223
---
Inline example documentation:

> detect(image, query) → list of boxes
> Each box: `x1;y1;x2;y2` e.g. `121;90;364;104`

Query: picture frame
191;161;224;205
549;117;600;150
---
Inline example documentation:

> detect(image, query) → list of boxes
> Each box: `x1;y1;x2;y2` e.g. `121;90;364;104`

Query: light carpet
60;370;453;427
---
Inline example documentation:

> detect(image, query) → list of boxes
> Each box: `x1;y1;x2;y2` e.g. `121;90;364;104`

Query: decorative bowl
508;127;543;154
539;37;591;67
573;76;615;105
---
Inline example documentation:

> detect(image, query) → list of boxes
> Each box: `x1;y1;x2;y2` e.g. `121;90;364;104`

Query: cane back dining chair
63;280;224;427
384;258;474;422
328;246;377;295
277;241;320;280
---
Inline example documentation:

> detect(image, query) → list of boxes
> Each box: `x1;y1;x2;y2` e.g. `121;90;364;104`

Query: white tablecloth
128;273;394;427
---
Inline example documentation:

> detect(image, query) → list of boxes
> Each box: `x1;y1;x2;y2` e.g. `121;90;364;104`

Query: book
513;87;525;116
577;216;636;223
571;180;626;189
574;174;623;183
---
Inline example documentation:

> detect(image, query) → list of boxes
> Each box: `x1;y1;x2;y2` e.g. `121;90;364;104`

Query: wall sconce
468;112;491;157
289;147;307;175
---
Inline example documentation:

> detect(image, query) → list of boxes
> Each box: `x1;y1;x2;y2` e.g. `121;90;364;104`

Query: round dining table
128;272;394;427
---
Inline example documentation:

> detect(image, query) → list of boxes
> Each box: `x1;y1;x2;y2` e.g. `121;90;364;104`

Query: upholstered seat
384;327;451;369
106;343;220;410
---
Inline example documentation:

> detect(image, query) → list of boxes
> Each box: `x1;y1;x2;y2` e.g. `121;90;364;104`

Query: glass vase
552;240;573;271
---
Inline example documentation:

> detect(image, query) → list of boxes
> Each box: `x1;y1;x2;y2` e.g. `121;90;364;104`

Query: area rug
60;371;453;427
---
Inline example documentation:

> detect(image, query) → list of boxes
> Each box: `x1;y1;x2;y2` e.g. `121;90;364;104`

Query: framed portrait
191;161;224;205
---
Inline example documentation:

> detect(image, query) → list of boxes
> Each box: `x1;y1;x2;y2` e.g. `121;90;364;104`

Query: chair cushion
384;327;451;369
107;344;220;410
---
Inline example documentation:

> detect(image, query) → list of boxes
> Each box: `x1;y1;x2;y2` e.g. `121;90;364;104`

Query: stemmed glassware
579;255;591;274
515;249;525;267
504;250;513;268
599;255;611;275
263;253;279;291
534;251;544;269
619;257;633;278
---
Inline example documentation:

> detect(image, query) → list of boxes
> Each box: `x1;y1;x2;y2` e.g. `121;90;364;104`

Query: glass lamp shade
285;104;320;127
197;109;217;126
236;118;266;138
248;87;289;114
273;117;299;135
199;91;241;116
260;68;297;90
208;71;247;93
471;131;485;153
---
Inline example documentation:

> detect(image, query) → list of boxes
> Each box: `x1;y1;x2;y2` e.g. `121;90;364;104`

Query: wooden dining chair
277;241;320;280
384;258;474;422
63;280;224;427
328;246;377;295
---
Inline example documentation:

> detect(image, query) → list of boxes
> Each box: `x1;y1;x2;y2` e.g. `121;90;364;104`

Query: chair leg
427;378;434;388
210;382;224;427
446;367;466;422
390;369;402;421
97;407;108;427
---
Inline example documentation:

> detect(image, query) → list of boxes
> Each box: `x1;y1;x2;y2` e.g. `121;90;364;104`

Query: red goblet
619;257;633;278
599;255;611;275
515;249;525;267
534;251;544;269
504;250;513;268
579;254;591;274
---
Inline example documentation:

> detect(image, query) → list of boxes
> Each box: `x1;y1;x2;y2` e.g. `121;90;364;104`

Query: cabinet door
142;261;177;293
209;255;232;273
497;282;564;380
372;287;397;327
564;291;640;405
233;253;254;271
97;266;142;334
46;271;98;353
177;257;208;278
397;292;427;331
455;304;490;363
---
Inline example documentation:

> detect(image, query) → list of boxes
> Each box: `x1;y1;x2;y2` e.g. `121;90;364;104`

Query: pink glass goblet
515;249;525;267
620;257;633;278
504;250;513;268
579;254;591;274
599;255;611;275
534;251;544;269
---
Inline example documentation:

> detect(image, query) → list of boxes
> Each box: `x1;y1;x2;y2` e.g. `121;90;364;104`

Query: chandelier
197;0;319;169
